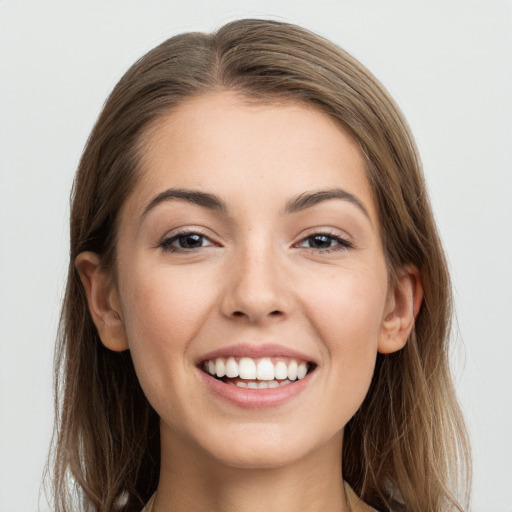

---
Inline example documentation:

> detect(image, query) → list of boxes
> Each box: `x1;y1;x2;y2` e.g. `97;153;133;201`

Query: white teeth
239;357;257;379
287;360;298;380
256;358;274;380
215;358;226;378
274;361;288;380
225;357;239;378
297;362;308;380
231;378;293;388
204;356;311;382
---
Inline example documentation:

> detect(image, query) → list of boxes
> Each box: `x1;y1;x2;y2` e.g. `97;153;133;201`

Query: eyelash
159;230;353;254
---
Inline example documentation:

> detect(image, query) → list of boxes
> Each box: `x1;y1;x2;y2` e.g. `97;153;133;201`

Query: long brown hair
50;19;471;511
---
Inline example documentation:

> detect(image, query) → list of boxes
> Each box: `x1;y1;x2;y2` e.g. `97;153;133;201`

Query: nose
220;242;290;324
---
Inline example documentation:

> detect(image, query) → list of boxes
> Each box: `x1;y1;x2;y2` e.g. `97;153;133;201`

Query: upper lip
196;343;316;365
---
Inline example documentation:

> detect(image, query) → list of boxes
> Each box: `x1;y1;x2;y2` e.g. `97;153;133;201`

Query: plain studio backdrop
0;1;510;511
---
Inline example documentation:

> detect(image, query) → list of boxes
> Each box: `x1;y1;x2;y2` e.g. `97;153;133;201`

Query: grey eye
301;234;336;249
296;233;352;251
160;232;214;252
173;233;210;249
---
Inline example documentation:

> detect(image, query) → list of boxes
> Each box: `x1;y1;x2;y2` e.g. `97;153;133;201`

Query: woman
51;19;471;511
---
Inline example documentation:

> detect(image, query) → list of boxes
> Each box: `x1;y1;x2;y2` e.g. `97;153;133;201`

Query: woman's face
102;92;400;469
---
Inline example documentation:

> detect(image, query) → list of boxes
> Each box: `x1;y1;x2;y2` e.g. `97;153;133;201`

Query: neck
152;426;353;512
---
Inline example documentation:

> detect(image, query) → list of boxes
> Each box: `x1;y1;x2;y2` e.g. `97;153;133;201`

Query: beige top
141;493;155;512
141;482;377;511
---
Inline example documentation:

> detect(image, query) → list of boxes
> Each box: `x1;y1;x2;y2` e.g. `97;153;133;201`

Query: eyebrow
283;188;370;219
141;186;369;220
142;188;228;218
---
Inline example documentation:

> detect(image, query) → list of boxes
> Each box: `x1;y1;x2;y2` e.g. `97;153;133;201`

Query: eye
296;233;352;251
160;231;215;252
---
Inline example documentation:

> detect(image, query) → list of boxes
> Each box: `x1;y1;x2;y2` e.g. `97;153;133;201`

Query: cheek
116;262;222;424
117;262;218;393
302;266;387;393
121;262;215;343
306;266;387;341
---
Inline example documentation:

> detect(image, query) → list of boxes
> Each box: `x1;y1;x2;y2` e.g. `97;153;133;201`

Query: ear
378;265;423;354
75;251;129;352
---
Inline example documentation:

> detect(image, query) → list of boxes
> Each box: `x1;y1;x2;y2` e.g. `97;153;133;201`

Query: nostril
229;309;283;320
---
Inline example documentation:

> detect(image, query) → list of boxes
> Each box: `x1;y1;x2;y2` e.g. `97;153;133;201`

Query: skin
77;92;422;512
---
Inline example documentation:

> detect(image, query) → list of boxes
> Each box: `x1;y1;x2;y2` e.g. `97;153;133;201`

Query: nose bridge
222;234;288;323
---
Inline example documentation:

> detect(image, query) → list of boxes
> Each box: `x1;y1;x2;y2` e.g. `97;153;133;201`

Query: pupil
180;234;202;248
311;235;331;248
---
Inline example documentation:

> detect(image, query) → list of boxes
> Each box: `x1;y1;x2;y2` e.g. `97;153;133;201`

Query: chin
196;425;340;471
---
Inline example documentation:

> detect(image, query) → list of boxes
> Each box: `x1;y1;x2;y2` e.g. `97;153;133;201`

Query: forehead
127;91;378;223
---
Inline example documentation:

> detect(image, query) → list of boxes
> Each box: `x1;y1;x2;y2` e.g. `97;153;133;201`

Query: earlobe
75;251;129;352
378;266;423;354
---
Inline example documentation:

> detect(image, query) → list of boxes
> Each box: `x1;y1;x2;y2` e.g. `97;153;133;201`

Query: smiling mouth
200;356;316;389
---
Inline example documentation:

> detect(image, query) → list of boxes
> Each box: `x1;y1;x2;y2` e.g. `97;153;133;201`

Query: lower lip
197;369;314;409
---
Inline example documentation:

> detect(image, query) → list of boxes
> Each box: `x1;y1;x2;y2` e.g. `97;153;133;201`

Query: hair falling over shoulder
48;18;471;512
